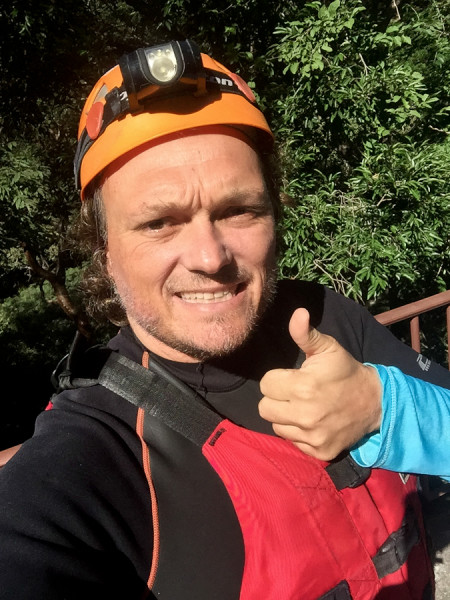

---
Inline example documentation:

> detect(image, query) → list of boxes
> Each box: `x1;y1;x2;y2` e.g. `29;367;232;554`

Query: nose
180;219;232;274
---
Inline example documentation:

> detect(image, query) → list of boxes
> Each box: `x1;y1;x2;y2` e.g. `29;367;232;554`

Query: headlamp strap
73;85;129;189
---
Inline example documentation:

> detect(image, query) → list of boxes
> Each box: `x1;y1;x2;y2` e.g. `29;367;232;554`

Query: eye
140;211;192;238
223;206;256;219
146;218;167;231
228;206;251;217
222;203;271;223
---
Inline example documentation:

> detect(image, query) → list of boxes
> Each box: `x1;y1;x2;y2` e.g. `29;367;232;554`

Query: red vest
198;419;433;599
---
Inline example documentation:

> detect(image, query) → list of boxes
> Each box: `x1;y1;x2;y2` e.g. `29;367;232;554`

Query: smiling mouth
179;285;243;304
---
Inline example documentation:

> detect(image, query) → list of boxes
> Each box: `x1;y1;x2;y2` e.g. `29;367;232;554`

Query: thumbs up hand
259;308;382;460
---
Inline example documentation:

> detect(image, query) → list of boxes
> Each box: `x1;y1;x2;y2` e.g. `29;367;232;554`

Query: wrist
363;364;382;433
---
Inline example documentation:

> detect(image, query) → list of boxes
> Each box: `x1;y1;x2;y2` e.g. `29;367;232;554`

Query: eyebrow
135;186;270;216
220;187;269;204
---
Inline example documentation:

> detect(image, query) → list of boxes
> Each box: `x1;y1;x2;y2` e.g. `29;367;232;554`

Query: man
0;39;449;599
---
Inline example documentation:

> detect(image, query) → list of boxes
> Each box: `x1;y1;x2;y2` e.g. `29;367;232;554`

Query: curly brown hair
72;187;127;326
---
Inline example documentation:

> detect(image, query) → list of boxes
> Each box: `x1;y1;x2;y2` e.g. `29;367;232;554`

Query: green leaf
328;0;340;17
343;17;354;29
318;5;329;20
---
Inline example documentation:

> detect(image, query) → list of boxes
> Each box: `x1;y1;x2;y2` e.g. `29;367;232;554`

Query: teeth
180;290;234;303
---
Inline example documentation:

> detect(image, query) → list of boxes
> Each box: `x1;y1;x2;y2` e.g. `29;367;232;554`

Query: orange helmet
74;39;274;199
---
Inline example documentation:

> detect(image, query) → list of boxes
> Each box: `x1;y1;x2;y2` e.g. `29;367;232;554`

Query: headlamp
118;40;205;111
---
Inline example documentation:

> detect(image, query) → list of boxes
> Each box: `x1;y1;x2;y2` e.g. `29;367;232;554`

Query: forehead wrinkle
130;178;194;212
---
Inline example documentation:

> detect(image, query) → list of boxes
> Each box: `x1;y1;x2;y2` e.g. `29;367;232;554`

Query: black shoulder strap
53;338;221;447
98;351;222;447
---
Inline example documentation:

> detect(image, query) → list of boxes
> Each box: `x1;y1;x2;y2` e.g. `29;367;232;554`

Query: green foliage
280;138;450;301
0;142;50;212
265;0;449;306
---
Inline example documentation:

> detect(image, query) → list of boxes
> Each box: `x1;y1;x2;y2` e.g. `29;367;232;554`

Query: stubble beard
115;265;278;362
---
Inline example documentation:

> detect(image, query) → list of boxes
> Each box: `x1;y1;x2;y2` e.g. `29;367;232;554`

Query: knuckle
271;423;285;438
302;428;329;450
258;397;270;418
311;430;329;448
259;370;279;395
297;412;320;431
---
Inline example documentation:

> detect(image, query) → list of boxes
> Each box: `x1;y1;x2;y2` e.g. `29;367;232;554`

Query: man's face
102;131;277;362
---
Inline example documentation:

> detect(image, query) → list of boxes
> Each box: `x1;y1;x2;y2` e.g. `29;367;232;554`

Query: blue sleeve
350;365;450;481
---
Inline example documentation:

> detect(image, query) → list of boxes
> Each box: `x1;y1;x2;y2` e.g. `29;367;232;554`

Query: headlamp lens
145;46;178;84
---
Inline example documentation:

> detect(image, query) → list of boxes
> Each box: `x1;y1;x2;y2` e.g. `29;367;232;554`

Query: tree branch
22;244;92;339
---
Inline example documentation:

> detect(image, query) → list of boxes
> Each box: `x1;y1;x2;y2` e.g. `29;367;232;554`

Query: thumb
289;308;336;358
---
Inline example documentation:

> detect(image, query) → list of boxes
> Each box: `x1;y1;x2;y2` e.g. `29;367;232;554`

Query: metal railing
375;290;450;370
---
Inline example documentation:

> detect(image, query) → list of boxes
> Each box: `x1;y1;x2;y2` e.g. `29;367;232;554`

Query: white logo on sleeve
416;354;431;372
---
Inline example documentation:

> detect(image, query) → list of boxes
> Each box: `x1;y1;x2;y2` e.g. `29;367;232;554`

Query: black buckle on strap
326;455;372;490
372;506;420;578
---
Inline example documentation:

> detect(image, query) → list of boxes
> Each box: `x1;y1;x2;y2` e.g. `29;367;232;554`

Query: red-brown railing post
410;316;421;354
